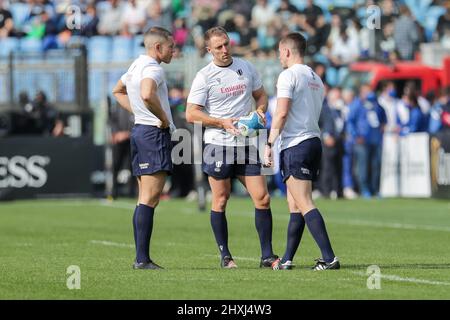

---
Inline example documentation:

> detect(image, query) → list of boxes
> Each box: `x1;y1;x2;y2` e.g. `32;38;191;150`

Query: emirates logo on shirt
220;84;247;97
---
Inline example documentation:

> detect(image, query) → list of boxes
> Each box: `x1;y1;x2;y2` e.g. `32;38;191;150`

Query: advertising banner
380;133;400;197
400;133;431;197
0;137;95;200
381;133;431;197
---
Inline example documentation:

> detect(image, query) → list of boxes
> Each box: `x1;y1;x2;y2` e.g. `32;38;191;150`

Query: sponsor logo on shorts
214;161;223;172
139;163;149;169
301;167;310;175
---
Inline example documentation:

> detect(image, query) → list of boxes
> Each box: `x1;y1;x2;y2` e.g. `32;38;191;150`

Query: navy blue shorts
130;124;172;176
202;144;262;179
280;137;322;182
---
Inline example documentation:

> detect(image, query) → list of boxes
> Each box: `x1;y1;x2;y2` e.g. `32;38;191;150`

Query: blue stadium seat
257;28;276;50
322;9;332;22
19;38;43;53
313;53;329;66
87;36;112;62
405;0;433;12
0;38;20;56
66;35;87;49
290;0;307;11
96;1;112;17
9;2;30;30
334;0;355;8
133;35;145;57
423;6;446;41
356;5;366;19
108;70;127;96
44;49;72;64
181;45;197;55
111;36;134;62
89;70;107;102
314;0;331;11
404;0;433;25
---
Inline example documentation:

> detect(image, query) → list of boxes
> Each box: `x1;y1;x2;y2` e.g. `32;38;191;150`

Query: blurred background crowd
0;0;449;201
1;0;449;84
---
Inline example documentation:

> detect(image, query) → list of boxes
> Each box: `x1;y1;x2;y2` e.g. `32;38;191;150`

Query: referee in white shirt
186;27;279;269
265;32;340;271
112;27;175;270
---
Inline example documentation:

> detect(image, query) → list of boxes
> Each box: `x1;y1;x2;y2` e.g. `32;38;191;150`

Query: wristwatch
266;142;272;147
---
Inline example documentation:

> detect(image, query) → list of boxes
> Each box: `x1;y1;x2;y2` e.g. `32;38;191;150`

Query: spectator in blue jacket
398;91;427;136
428;90;443;135
341;88;358;199
348;84;387;198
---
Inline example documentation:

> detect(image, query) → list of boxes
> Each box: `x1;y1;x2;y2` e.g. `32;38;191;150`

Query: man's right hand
221;118;240;135
158;117;170;129
263;144;273;167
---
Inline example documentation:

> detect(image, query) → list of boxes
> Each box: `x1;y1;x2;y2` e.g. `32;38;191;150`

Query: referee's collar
213;58;234;68
140;55;159;65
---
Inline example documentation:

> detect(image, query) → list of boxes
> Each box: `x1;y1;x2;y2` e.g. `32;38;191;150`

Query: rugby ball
236;111;265;137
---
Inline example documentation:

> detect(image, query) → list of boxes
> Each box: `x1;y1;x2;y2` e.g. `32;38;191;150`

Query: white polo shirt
120;55;173;127
276;63;324;151
187;57;262;146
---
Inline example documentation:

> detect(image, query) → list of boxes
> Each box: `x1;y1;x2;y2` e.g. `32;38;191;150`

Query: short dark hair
144;26;172;48
280;32;307;57
147;26;172;38
204;26;229;45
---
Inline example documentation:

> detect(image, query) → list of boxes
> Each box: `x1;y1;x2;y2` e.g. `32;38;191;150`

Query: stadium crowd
0;1;449;64
1;0;450;199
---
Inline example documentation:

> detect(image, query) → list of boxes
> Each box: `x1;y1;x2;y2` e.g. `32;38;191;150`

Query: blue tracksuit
347;94;387;196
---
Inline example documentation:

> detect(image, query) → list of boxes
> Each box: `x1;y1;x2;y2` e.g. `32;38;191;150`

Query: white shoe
312;190;322;200
272;259;294;270
330;190;338;200
343;187;357;199
185;190;197;202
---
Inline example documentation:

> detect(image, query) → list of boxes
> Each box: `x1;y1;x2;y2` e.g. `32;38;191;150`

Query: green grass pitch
0;197;449;299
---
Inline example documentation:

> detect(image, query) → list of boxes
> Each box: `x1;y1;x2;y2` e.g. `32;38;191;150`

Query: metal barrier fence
0;48;88;111
0;51;282;108
86;53;282;102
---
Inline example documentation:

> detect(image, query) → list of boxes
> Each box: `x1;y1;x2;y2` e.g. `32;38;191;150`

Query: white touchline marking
205;254;450;286
224;211;450;233
90;240;134;248
352;271;450;286
327;218;450;233
203;254;260;262
90;240;183;248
